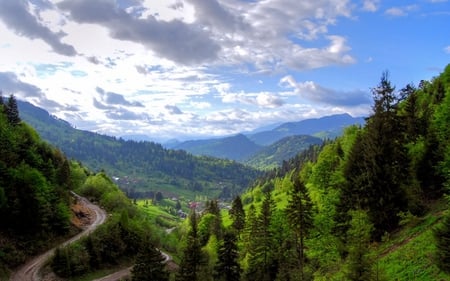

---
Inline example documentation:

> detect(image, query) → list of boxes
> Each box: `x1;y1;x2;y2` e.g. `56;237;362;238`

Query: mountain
169;113;364;162
245;135;323;169
248;113;365;145
17;101;261;200
173;134;262;161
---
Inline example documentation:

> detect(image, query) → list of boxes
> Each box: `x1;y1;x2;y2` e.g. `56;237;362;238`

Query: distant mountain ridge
173;134;263;162
247;113;365;145
168;113;365;165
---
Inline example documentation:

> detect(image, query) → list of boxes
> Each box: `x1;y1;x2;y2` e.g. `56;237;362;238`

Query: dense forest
0;94;74;276
18;101;261;200
170;65;450;280
0;95;170;280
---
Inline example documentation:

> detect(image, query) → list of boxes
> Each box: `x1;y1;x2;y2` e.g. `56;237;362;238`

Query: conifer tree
245;192;277;281
229;195;245;236
6;94;21;125
176;210;204;281
131;237;169;281
286;175;313;279
214;231;241;281
341;72;408;239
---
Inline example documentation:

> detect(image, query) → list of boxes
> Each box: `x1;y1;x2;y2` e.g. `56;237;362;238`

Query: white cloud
385;5;418;17
362;0;379;12
445;46;450;53
221;91;284;108
279;75;371;106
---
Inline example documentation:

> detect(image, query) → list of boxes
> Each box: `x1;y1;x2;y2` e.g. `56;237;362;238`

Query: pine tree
6;94;21;125
245;192;276;281
176;210;204;281
341;72;408;240
286;175;313;280
229;195;245;236
131;238;169;281
214;231;241;281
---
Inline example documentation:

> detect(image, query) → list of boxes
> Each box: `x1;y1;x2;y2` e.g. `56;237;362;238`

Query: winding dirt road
92;249;172;281
9;193;107;281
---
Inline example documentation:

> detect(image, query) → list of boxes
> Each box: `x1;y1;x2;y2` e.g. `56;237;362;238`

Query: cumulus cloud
362;0;379;12
186;0;248;33
105;107;146;120
96;87;144;107
279;75;371;106
0;71;44;97
0;0;76;56
222;92;284;108
0;71;64;109
57;0;220;65
165;105;183;114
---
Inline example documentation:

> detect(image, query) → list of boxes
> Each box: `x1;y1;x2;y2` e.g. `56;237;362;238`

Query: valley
2;65;450;281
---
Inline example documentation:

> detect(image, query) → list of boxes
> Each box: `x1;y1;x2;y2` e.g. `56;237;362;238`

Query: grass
374;201;450;281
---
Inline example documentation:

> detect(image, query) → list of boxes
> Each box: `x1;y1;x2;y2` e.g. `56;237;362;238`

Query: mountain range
168;113;365;166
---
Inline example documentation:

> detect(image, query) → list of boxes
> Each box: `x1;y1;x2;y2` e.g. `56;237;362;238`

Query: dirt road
9;193;107;281
92;249;172;281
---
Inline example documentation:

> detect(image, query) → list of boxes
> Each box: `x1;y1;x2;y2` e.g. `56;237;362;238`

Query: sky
0;0;449;142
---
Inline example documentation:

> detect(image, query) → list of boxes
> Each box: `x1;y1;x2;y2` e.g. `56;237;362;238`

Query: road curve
92;249;172;281
9;193;107;281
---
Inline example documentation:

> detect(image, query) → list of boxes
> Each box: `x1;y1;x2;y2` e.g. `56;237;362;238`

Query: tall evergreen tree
229;195;245;236
341;72;408;239
344;210;375;281
6;94;21;125
214;231;241;281
286;175;313;280
131;237;169;281
245;192;277;281
176;210;204;281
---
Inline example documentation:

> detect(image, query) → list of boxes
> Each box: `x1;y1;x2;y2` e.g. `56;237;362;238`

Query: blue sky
0;0;449;141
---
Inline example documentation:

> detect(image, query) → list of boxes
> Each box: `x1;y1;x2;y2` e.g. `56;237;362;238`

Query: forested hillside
244;135;323;169
18;101;261;200
171;65;450;281
0;94;75;277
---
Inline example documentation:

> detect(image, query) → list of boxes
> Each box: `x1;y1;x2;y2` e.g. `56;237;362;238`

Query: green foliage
245;135;322;169
214;231;241;281
0;97;74;272
176;211;206;281
434;211;450;272
18;100;262;201
286;176;313;279
131;237;169;281
52;243;90;277
343;210;375;281
229;195;245;236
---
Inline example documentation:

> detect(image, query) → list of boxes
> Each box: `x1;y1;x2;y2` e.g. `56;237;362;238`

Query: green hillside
0;95;74;278
18;101;261;200
244;135;323;169
166;65;450;281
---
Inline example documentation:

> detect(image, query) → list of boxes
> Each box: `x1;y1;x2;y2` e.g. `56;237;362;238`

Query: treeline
18;101;261;200
0;94;75;276
173;65;450;280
